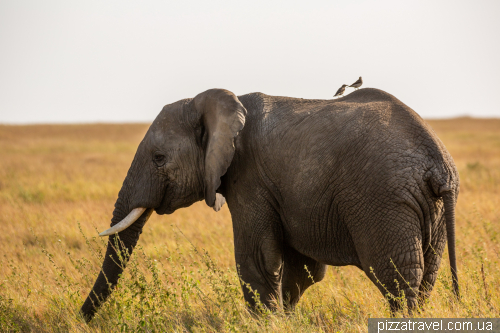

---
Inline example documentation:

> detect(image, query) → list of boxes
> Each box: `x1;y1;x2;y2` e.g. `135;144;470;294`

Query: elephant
80;88;459;321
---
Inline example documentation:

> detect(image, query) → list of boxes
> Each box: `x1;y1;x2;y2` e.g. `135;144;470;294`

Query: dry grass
0;118;499;332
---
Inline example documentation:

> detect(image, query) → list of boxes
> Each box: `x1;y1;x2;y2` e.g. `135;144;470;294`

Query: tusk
213;193;226;212
99;207;147;237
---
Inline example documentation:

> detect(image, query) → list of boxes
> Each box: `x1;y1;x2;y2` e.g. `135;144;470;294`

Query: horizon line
1;115;500;126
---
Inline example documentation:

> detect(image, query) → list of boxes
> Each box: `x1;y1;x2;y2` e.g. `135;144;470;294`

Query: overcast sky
1;0;499;123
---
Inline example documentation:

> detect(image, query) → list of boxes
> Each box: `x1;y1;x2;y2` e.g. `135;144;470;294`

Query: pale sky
1;0;499;123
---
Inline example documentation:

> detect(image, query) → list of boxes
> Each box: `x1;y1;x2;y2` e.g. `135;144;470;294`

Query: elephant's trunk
80;204;153;322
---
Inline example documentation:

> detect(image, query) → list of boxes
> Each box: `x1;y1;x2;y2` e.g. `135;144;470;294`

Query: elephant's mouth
154;182;204;215
154;196;189;215
155;205;174;215
154;184;175;215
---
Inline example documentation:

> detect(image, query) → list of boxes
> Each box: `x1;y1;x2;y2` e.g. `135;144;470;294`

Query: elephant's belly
284;217;362;267
311;251;361;267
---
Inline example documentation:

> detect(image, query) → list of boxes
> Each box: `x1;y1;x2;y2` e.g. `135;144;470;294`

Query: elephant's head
80;89;247;321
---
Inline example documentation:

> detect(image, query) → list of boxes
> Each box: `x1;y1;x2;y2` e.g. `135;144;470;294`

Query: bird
334;84;349;98
349;76;363;90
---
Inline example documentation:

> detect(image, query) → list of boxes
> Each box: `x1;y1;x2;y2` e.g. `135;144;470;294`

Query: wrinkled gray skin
81;88;459;321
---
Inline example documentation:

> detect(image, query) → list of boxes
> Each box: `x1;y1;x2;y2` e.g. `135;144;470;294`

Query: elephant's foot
388;295;420;317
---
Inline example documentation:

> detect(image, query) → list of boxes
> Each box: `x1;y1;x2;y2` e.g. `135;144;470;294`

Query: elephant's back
239;88;439;146
241;88;454;178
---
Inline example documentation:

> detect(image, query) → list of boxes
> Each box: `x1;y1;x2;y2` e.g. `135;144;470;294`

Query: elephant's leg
282;245;326;311
231;194;284;311
366;234;424;314
418;252;441;307
235;235;283;311
419;220;447;307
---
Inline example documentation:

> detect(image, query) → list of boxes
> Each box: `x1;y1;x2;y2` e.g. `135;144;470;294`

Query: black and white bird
334;84;349;98
349;76;363;90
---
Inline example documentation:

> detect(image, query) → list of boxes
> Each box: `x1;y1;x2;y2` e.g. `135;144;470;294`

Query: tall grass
0;119;499;332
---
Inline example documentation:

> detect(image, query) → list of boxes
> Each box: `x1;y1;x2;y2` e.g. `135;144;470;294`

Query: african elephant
80;88;459;321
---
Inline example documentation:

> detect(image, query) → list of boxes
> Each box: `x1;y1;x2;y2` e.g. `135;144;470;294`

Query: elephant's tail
442;190;459;298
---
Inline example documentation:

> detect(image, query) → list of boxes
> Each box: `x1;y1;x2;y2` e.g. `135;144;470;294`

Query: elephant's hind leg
281;245;326;311
367;234;425;314
419;220;447;307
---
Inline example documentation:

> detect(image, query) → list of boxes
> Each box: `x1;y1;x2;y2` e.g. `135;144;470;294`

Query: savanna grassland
0;118;499;332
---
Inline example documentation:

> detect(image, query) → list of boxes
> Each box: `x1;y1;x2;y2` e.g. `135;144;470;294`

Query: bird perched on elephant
349;76;363;90
81;88;459;321
334;84;349;98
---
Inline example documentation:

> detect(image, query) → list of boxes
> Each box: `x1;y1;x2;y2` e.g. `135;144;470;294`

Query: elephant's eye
153;153;166;166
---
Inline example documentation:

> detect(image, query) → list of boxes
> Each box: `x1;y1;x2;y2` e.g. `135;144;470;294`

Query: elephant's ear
192;89;247;208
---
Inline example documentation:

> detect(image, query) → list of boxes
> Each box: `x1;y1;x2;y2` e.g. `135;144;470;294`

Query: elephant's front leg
231;199;284;310
235;237;283;311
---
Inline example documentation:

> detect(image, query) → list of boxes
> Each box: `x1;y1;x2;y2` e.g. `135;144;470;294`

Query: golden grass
0;118;499;332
